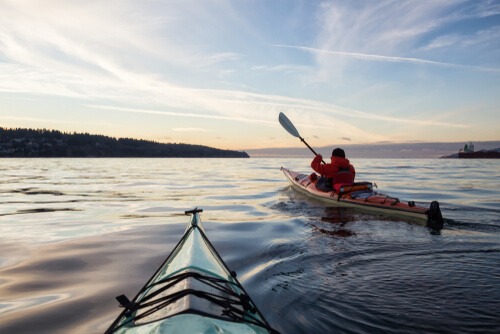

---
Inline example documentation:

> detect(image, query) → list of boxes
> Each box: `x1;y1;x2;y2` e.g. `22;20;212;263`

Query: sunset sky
1;1;499;150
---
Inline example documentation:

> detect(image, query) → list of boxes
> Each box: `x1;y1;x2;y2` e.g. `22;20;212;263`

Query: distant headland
0;127;249;158
440;142;500;159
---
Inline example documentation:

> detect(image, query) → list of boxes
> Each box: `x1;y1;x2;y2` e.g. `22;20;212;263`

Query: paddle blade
278;112;301;138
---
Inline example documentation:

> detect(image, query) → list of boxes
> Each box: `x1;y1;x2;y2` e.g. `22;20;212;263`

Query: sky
0;0;499;151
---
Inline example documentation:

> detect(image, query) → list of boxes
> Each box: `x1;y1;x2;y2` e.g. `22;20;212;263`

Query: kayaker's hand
314;154;323;162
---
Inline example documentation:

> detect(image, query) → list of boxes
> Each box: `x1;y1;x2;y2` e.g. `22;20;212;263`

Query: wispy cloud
197;52;240;67
172;127;211;132
89;92;469;130
87;104;276;125
306;0;500;83
420;35;462;50
251;64;311;74
422;26;500;51
313;1;450;54
275;45;500;73
0;116;75;124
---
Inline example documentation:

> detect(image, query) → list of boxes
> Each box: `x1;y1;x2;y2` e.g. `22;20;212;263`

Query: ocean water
0;158;499;334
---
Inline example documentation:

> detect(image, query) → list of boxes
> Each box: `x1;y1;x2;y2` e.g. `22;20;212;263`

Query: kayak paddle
278;112;325;164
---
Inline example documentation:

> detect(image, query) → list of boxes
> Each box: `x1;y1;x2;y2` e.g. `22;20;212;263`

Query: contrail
87;105;277;125
275;45;500;73
89;103;468;129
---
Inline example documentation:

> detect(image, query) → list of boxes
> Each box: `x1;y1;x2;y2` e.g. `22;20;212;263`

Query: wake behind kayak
106;208;278;334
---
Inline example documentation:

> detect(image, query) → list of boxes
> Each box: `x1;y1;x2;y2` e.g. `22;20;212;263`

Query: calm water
0;158;499;334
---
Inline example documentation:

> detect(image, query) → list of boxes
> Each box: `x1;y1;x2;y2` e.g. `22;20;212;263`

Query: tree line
0;127;249;158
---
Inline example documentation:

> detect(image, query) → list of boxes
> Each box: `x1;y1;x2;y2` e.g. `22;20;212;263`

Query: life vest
325;167;354;187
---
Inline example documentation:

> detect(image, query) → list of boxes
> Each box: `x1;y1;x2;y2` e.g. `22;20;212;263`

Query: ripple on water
0;158;499;333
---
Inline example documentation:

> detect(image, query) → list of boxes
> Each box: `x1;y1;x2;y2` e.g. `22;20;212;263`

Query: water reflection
311;207;356;237
0;293;70;317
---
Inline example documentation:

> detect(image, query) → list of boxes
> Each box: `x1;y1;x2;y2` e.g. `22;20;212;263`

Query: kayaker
311;148;355;192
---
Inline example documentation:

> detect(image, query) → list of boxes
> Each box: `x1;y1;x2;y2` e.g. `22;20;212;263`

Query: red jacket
311;154;355;184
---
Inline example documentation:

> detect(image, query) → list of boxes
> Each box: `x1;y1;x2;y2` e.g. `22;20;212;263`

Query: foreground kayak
282;168;444;230
106;208;278;334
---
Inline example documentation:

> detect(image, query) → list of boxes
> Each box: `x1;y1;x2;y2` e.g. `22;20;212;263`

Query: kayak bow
281;168;444;230
106;208;278;334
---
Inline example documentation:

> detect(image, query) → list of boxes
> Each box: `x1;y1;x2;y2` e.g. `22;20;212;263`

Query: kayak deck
281;167;444;230
106;208;277;334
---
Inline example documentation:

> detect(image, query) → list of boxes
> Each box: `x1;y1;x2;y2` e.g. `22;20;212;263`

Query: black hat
332;148;345;158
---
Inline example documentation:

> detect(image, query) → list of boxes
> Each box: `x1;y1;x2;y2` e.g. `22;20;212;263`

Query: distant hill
247;141;500;159
0;127;249;158
440;148;500;159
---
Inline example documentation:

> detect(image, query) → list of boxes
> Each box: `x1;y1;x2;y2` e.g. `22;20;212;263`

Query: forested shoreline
0;128;249;158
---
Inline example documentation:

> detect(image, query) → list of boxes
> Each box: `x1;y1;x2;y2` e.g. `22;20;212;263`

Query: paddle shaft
300;137;326;164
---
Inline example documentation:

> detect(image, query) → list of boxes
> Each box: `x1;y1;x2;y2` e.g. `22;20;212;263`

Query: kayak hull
281;167;444;230
106;209;276;334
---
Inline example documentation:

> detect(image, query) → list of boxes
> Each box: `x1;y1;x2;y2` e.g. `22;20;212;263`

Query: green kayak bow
106;208;278;334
